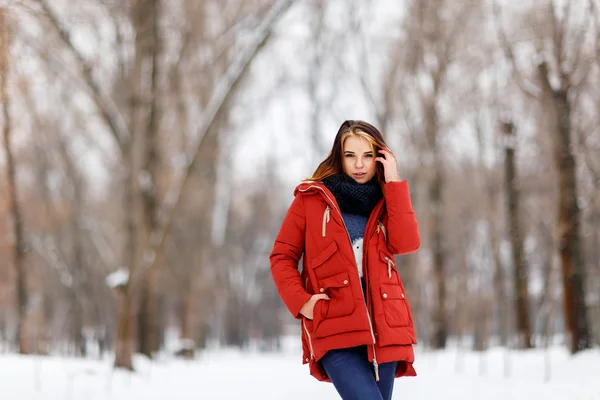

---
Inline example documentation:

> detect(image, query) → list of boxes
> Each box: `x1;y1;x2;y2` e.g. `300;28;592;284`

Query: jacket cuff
291;292;313;320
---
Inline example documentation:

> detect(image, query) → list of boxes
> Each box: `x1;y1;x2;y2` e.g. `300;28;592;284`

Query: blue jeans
320;346;397;400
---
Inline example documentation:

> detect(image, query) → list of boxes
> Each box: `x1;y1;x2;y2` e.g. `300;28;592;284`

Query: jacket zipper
298;185;380;380
303;277;315;360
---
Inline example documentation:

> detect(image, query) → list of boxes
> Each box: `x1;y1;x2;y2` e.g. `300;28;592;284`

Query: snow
0;339;598;399
104;268;129;288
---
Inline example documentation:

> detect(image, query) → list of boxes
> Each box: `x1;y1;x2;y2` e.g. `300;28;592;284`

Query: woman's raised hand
375;148;402;183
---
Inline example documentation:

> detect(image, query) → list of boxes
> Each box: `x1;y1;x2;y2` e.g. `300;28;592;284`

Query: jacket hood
293;180;327;197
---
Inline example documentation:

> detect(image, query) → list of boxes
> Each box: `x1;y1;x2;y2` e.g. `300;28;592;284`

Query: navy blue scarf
322;173;382;217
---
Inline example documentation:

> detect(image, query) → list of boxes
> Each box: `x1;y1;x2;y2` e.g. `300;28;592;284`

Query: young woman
270;120;420;400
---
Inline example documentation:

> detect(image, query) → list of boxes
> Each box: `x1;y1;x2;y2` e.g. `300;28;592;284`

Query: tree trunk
138;0;162;357
490;212;508;346
485;167;508;346
454;231;468;353
114;128;142;368
56;134;89;357
501;121;532;349
538;62;591;353
179;126;220;349
72;296;85;356
115;120;146;368
590;208;600;345
1;8;30;355
70;187;87;357
425;98;447;349
476;114;508;347
539;229;555;345
114;0;148;367
179;273;198;359
114;287;134;370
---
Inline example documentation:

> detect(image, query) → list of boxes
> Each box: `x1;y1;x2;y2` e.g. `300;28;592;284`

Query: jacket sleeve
384;180;420;255
270;195;312;319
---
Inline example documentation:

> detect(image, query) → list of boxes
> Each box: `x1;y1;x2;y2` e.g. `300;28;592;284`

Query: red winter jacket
269;179;420;382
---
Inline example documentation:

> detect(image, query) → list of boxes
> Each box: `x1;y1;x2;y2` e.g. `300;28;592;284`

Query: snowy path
1;344;599;399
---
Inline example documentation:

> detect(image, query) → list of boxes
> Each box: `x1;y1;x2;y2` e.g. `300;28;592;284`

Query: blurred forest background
0;0;599;371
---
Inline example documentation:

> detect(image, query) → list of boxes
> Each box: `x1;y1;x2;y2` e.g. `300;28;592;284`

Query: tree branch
569;1;594;93
491;0;542;99
34;0;130;150
351;3;384;130
588;0;600;70
576;122;600;188
549;0;567;80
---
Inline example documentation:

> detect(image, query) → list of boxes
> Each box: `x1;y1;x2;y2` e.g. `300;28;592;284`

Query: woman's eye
365;154;373;158
345;154;354;158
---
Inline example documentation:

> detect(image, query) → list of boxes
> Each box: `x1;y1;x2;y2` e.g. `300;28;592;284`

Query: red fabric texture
270;180;420;382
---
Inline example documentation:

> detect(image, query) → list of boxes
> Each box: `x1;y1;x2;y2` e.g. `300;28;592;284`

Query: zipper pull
322;205;330;237
373;360;380;381
378;221;387;243
387;259;392;279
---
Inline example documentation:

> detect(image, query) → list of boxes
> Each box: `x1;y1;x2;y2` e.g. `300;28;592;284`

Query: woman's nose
356;157;363;168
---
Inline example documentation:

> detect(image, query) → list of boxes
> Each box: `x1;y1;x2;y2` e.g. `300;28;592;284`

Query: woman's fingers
379;148;396;161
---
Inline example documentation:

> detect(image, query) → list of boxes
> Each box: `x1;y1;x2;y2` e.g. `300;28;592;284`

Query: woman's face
342;135;377;184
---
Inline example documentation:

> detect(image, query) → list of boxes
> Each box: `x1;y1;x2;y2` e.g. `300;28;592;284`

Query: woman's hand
376;148;402;183
300;294;330;320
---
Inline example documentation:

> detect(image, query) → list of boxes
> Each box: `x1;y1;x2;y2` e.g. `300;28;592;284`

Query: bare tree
494;0;593;353
403;0;477;349
0;7;31;355
501;120;533;348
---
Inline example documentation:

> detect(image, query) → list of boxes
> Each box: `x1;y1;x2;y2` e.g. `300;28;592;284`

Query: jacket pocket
304;298;326;341
380;283;411;327
316;271;355;319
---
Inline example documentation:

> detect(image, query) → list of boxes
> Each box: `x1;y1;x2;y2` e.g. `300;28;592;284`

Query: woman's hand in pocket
300;294;330;320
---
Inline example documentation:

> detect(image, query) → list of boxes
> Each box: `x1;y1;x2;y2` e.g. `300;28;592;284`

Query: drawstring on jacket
322;205;330;237
376;220;387;243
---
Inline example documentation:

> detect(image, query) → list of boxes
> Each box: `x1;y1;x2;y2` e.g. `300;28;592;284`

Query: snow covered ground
1;338;599;399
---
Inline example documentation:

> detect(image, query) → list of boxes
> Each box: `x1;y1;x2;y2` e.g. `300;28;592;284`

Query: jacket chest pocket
380;283;411;327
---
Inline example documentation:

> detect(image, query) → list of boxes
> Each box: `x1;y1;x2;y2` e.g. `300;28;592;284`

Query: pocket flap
317;271;350;291
380;283;405;300
312;241;338;269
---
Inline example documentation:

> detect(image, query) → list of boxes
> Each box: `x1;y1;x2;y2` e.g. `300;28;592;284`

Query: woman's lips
353;173;366;178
